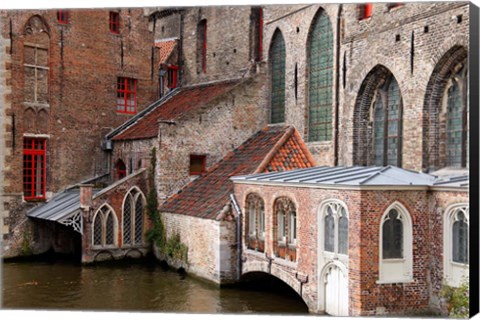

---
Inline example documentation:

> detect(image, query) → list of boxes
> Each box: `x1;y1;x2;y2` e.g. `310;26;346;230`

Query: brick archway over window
353;65;402;166
422;46;468;171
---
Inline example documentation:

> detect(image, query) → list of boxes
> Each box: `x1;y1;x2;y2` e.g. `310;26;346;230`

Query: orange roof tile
155;39;177;64
160;126;315;219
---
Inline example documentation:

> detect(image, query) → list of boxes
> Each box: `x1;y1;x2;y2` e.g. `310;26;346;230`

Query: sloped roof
433;175;469;188
155;38;177;65
160;125;315;219
231;165;439;187
112;80;241;141
27;189;101;222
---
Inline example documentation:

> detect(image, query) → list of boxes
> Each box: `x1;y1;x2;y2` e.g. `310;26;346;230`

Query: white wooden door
325;265;349;316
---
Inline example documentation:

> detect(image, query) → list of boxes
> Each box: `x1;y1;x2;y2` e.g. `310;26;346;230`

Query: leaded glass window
92;205;117;248
245;194;265;251
269;30;286;124
248;200;257;237
338;208;349;255
373;77;402;166
452;211;468;264
122;188;145;247
382;209;403;259
446;80;464;167
325;208;335;252
308;10;333;142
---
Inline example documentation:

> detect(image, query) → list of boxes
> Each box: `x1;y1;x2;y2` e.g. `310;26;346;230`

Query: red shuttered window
117;77;137;114
359;4;373;20
57;10;69;24
23;138;47;201
109;12;120;34
167;66;179;89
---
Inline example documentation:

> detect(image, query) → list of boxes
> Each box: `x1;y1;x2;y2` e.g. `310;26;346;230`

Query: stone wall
160;211;237;284
156;77;267;200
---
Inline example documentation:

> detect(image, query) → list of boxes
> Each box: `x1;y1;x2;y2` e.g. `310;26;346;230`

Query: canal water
1;257;309;315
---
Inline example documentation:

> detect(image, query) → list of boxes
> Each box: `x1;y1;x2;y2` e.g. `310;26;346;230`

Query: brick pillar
79;184;94;263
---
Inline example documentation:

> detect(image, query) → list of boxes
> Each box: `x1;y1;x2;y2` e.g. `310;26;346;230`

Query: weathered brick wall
339;2;469;170
160;211;237;284
181;7;255;86
0;8;159;253
156;78;267;200
111;138;155;179
81;169;150;263
428;189;469;311
233;181;468;315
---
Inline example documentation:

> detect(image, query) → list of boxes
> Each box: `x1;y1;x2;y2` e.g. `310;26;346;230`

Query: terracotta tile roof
112;80;241;141
155;39;177;65
160;125;315;219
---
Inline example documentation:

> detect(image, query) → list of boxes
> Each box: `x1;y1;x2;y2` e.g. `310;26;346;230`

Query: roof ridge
254;126;294;173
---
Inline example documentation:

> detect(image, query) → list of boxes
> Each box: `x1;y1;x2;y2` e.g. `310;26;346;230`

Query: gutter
230;193;243;281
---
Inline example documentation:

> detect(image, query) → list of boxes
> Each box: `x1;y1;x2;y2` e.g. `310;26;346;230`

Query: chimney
80;184;94;209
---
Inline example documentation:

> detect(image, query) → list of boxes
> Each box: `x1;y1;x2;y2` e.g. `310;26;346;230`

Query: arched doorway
322;262;349;316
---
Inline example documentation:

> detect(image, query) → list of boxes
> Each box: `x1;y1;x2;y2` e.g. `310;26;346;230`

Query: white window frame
92;204;119;249
319;200;349;260
443;203;469;287
377;201;413;284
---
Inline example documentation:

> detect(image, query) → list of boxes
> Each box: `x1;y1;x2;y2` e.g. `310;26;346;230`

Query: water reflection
2;258;308;314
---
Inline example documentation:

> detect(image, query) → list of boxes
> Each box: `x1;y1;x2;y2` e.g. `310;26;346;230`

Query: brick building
0;2;474;317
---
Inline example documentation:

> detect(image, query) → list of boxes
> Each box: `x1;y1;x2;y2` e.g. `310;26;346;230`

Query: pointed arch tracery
269;29;286;124
122;187;146;247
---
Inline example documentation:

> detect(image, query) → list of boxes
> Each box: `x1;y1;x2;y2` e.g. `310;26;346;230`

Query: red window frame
167;66;179;89
117;77;137;114
23;138;47;201
57;10;69;24
109;11;120;34
116;159;126;180
189;155;206;175
359;4;373;20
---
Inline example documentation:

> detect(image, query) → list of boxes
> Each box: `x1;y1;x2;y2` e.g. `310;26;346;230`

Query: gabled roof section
160;125;315;219
232;165;438;187
111;79;242;141
155;38;177;65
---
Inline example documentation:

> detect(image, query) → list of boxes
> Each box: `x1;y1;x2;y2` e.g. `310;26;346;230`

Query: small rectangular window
109;12;120;34
167;66;179;89
23;138;47;200
358;3;373;20
57;10;69;24
117;77;137;114
189;155;206;175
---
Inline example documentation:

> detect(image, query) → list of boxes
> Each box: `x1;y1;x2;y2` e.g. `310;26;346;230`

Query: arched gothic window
444;64;468;168
307;9;333;142
122;187;145;247
92;205;118;248
245;194;265;252
444;204;469;287
373;77;402;166
379;203;412;283
323;201;348;256
273;197;297;262
269;29;286;124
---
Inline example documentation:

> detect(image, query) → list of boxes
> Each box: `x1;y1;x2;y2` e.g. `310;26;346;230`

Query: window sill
450;261;469;268
376;278;413;285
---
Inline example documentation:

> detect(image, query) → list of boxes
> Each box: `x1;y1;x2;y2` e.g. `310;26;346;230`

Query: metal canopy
27;189;99;234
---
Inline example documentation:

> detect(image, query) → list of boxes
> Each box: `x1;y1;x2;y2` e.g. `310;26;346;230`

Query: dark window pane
382;209;403;259
338;210;348;255
325;210;335;252
270;30;286;124
134;197;144;245
446;80;464;167
453;212;469;263
105;212;115;246
93;214;102;246
123;196;132;245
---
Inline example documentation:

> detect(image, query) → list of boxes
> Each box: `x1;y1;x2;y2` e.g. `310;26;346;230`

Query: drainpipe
334;4;343;166
229;193;242;281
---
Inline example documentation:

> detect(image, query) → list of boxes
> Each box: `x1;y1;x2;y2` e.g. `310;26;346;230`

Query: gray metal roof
231;165;444;187
27;189;100;222
433;175;469;188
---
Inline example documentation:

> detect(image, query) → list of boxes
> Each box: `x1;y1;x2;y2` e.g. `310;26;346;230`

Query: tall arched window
423;46;468;171
444;204;469;287
122;187;145;247
379;202;412;283
245;194;265;252
445;64;468;168
307;9;333;142
322;201;348;256
373;77;402;166
92;205;118;248
269;29;286;124
273;197;297;262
